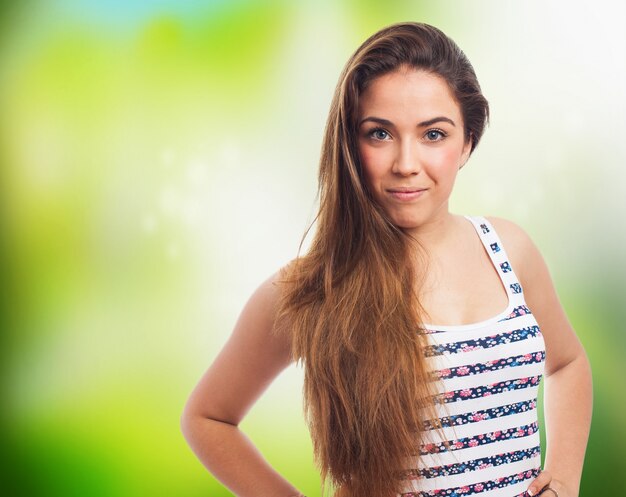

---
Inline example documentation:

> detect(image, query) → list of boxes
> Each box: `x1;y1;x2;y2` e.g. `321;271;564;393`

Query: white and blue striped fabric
400;215;546;497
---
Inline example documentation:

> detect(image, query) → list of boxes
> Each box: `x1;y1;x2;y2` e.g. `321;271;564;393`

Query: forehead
358;69;462;121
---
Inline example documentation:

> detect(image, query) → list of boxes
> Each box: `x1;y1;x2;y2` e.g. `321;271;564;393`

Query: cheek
357;146;374;186
358;144;389;180
425;143;464;171
358;144;376;169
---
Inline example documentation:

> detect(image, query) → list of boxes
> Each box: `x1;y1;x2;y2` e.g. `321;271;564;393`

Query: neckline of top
421;215;515;332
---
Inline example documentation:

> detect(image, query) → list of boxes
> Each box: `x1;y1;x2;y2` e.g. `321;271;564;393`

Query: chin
390;215;422;230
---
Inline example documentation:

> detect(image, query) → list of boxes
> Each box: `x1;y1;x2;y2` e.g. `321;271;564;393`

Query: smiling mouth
387;189;427;201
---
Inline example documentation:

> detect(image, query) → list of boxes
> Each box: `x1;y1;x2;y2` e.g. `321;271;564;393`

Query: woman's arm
180;270;304;497
490;217;593;497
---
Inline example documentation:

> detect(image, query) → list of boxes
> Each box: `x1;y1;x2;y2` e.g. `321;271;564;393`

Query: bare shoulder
246;266;288;319
233;263;294;353
484;215;531;246
182;264;295;425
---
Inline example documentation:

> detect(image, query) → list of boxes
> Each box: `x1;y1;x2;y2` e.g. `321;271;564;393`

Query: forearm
181;415;303;497
542;353;593;497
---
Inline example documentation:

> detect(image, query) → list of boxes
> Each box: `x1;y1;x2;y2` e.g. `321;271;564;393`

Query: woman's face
357;68;471;234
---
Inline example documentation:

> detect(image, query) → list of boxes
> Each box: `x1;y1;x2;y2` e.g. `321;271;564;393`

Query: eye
367;127;391;141
425;129;447;141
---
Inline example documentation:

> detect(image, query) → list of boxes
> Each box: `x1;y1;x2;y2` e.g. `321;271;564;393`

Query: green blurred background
1;1;624;495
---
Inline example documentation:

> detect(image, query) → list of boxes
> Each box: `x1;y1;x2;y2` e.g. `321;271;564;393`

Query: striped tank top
399;215;546;497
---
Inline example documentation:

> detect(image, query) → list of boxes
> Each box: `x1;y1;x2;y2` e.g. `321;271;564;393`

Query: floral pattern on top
423;399;537;430
420;421;538;456
402;446;541;479
502;305;532;320
401;467;541;497
500;261;512;273
434;351;545;380
425;327;542;357
435;375;541;404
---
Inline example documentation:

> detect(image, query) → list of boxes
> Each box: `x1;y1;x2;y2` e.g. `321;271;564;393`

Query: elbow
180;402;195;444
180;400;239;446
180;405;211;454
180;398;206;445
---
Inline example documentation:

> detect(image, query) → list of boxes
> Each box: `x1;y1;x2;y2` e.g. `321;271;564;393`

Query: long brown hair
275;22;489;497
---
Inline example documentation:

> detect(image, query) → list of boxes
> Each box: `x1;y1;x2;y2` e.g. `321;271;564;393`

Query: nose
391;139;421;176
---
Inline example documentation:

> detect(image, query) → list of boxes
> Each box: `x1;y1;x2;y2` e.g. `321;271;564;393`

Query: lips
387;187;427;193
387;187;427;201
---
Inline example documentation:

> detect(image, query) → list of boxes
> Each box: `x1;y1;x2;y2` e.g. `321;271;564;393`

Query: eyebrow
358;116;456;128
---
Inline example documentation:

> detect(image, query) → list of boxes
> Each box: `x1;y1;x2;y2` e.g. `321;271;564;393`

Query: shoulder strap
463;215;525;300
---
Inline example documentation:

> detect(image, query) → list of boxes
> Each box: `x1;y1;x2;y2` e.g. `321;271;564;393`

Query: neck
406;211;460;252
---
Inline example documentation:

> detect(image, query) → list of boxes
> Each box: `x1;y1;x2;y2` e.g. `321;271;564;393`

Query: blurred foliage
0;1;623;495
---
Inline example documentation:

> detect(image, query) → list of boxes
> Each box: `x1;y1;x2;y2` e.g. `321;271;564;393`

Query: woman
180;22;592;497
